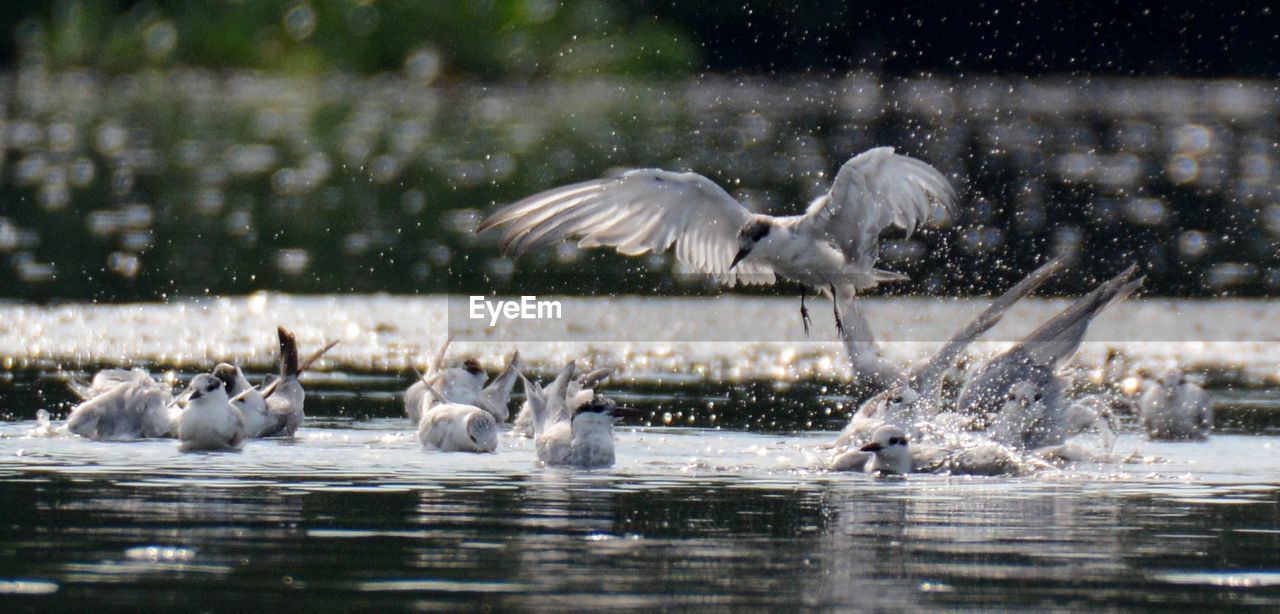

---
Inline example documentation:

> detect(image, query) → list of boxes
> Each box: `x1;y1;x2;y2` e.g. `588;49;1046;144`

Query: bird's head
858;386;919;425
465;411;498;451
860;425;912;474
886;386;920;411
572;395;643;427
731;218;773;269
1002;381;1044;412
211;363;241;393
462;358;485;377
1157;366;1186;387
187;373;227;404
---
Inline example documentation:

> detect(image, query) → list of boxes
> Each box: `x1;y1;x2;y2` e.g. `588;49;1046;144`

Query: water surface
1;421;1278;610
2;296;1279;609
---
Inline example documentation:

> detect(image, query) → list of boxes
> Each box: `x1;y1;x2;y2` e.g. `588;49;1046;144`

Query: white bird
68;368;153;401
1139;367;1212;440
213;328;336;439
248;326;337;438
955;264;1142;450
511;366;613;438
417;402;499;453
531;362;638;468
405;338;521;423
988;380;1051;449
476;147;956;334
212;363;270;439
177;373;245;452
833;255;1067;448
65;369;179;440
830;424;1032;476
838;425;914;474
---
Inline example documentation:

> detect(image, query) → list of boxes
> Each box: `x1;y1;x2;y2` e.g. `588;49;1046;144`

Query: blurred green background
2;0;698;78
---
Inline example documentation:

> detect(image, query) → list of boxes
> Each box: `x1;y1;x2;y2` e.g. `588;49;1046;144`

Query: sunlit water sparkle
1;296;1278;609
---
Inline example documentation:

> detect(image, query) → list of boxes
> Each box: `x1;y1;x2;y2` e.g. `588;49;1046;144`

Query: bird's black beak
730;248;751;269
860;442;883;452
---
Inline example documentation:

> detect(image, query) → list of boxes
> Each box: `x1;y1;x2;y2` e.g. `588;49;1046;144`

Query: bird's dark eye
888;437;901;445
891;396;903;404
1033;393;1042;401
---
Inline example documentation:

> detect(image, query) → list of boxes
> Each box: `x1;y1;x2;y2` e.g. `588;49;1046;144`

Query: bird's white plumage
833;256;1067;448
529;362;622;468
418;403;499;453
68;368;151;401
405;341;520;424
799;147;956;272
178;374;245;452
844;425;914;474
213;363;270;440
512;366;612;438
65;370;178;440
989;381;1051;449
1140;368;1212;440
478;169;772;285
834;387;919;449
830;424;1029;476
955;265;1141;449
477;147;955;294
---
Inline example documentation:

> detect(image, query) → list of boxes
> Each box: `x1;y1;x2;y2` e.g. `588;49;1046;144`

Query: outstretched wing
799;147;956;270
476;169;774;285
908;254;1067;399
1012;263;1141;369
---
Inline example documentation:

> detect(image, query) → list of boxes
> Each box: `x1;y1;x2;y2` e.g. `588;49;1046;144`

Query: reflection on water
0;423;1277;610
1;70;1278;300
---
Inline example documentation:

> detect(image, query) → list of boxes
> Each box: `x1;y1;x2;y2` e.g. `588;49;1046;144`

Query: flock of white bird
52;147;1214;473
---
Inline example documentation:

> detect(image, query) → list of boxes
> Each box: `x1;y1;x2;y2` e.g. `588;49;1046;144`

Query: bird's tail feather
870;269;910;283
277;326;300;378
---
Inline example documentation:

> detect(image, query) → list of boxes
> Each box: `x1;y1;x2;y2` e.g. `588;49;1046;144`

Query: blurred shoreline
2;294;1278;388
1;70;1277;301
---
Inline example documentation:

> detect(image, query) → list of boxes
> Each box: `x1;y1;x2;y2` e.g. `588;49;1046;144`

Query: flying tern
476;147;957;334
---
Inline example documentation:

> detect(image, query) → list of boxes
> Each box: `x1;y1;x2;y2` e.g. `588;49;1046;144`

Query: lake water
1;296;1278;609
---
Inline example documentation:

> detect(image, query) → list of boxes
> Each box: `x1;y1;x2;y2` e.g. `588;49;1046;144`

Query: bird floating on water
1139;367;1212;441
955;264;1141;450
243;326;337;438
417;400;500;453
404;337;520;424
212;363;269;439
834;255;1067;448
511;365;613;438
65;369;179;441
476;146;957;335
830;424;1032;476
529;362;639;468
177;373;245;453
